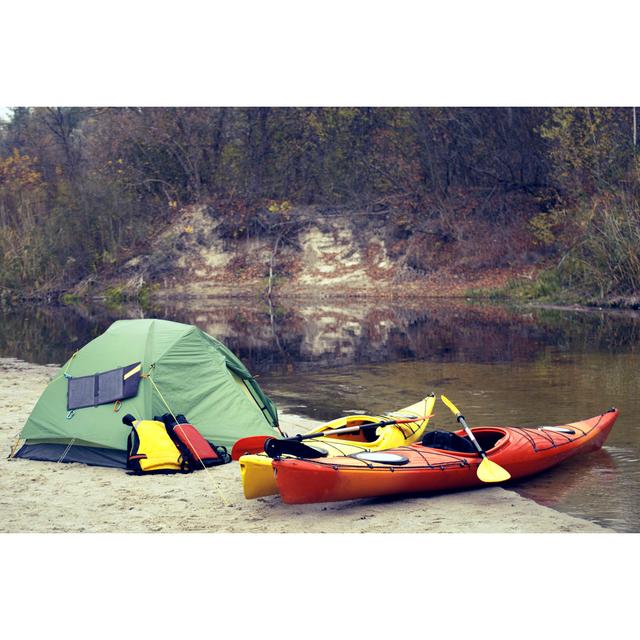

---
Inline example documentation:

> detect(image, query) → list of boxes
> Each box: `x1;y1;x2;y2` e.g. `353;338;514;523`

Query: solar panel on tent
67;376;96;410
97;369;124;403
67;362;142;410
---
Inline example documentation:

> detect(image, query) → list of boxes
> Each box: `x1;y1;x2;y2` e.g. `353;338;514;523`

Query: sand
0;358;612;533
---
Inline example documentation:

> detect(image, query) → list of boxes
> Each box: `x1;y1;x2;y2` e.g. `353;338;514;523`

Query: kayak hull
273;409;619;504
239;395;436;499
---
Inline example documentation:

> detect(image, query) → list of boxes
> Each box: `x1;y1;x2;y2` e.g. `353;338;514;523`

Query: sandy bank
0;359;611;533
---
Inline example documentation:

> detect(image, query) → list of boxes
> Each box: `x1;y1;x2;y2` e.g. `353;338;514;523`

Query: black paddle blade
264;438;328;459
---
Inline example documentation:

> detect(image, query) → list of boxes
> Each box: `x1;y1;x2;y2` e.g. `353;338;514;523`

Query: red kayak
273;408;619;504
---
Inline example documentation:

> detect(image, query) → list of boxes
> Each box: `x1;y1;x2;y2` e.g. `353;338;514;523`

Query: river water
1;298;638;531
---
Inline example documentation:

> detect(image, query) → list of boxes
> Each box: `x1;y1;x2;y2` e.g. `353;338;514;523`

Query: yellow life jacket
127;419;185;474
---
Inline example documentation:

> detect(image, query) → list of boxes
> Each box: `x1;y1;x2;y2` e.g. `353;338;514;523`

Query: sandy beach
0;358;612;533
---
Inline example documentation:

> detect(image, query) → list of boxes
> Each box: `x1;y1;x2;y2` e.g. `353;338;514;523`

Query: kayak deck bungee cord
271;408;619;504
238;394;436;499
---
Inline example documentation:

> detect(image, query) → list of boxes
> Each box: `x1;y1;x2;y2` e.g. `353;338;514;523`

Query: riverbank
467;270;640;311
0;359;612;533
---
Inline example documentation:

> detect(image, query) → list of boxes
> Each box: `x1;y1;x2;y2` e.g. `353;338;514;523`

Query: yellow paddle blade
440;394;460;416
477;457;511;483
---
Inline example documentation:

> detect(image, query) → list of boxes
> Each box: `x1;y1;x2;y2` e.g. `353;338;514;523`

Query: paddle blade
264;438;328;459
440;395;460;416
477;457;511;483
231;436;271;460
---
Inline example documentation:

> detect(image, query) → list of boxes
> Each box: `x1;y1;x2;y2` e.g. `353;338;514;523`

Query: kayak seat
421;430;477;454
325;420;377;443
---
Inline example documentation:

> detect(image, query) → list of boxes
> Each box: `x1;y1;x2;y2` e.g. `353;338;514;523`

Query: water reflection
3;299;640;372
1;297;639;531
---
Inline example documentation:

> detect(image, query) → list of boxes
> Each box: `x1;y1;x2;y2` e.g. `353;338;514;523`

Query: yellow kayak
239;394;436;499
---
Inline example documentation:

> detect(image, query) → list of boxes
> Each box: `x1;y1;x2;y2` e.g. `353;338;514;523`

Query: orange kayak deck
273;409;619;504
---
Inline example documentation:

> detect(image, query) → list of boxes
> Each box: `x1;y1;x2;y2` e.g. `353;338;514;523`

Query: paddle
263;414;433;459
440;395;511;483
231;413;432;459
231;417;370;459
232;435;273;460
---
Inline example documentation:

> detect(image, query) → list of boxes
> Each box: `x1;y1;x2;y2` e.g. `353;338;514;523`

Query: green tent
14;318;279;467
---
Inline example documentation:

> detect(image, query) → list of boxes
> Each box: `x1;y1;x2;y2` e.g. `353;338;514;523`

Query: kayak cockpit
421;428;508;454
469;428;509;452
318;418;382;443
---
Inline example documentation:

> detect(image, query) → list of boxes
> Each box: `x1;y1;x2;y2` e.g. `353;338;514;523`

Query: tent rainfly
13;318;279;468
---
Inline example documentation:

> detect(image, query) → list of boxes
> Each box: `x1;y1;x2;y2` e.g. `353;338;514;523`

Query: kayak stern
239;454;276;499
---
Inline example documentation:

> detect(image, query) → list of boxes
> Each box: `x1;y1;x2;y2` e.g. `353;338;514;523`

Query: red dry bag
173;422;228;468
156;413;231;469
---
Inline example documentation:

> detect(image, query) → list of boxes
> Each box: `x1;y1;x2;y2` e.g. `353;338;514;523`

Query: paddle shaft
286;415;430;444
440;394;511;482
455;413;488;460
